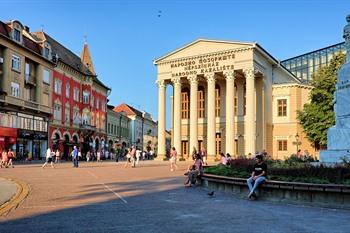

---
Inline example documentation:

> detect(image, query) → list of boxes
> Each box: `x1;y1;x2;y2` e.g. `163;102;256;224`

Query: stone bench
200;174;350;209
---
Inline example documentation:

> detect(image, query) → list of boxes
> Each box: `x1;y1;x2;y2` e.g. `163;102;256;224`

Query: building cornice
156;46;253;67
272;83;313;90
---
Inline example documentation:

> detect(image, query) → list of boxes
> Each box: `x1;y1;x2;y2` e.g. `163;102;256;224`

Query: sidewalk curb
0;178;29;216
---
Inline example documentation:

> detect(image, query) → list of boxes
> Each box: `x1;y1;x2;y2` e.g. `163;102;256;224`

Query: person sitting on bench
246;154;267;199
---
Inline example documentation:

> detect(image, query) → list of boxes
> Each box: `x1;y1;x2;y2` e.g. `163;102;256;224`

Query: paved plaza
0;161;350;233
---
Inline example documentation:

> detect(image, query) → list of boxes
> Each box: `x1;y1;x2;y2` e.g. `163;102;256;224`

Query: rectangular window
181;141;188;158
215;88;220;117
65;107;70;123
54;79;61;94
54;104;61;120
11;55;20;71
278;140;288;151
198;90;205;118
83;91;89;104
44;47;50;58
66;83;70;98
11;82;20;97
25;63;30;80
96;98;100;109
181;92;189;119
43;69;50;84
277;99;287;117
13;29;21;42
73;88;79;102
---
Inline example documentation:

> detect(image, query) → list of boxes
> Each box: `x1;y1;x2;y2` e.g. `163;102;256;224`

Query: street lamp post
295;133;300;152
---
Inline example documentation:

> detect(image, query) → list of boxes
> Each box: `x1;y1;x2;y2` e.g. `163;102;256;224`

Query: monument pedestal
320;149;350;163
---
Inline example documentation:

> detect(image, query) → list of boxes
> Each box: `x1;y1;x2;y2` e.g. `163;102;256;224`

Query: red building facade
32;31;110;159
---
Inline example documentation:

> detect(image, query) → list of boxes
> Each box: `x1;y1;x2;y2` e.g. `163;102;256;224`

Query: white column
172;77;182;157
244;68;256;156
188;75;198;152
224;70;235;156
157;80;166;159
205;73;216;160
170;95;174;147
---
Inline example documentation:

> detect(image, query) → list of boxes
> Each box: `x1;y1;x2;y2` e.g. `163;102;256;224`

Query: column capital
156;79;166;88
223;70;235;81
243;68;256;79
204;73;216;83
187;75;198;84
171;77;182;86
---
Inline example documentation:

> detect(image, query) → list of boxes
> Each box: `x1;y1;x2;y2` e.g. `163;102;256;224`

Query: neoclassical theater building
155;39;313;160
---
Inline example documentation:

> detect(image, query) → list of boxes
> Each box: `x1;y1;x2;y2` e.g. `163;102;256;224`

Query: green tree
297;53;346;149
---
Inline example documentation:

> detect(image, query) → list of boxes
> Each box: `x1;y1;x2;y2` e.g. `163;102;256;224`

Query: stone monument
320;14;350;162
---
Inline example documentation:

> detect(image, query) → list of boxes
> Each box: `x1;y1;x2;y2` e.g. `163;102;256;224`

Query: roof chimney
24;26;30;32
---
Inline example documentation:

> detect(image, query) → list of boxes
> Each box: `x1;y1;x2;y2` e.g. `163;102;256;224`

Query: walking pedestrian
130;146;136;167
86;151;91;162
55;149;60;163
136;147;141;166
42;148;55;168
72;146;79;168
97;150;101;162
7;148;14;168
1;149;8;168
170;147;178;171
124;148;132;168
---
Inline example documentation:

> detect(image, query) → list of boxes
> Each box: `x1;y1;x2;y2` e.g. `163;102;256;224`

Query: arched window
181;88;189;119
215;84;220;117
197;86;205;118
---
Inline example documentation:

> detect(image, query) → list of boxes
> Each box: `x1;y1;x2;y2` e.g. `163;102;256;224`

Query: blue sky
2;0;349;128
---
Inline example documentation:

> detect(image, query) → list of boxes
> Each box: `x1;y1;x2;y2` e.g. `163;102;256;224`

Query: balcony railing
80;123;96;131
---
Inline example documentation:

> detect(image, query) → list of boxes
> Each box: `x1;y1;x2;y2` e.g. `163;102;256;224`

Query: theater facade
155;39;314;160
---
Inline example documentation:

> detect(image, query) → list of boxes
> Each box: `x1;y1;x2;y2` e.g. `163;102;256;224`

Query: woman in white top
55;149;60;163
42;148;55;168
170;147;178;171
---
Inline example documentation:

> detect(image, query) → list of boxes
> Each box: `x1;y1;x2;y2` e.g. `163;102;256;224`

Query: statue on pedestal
320;14;350;163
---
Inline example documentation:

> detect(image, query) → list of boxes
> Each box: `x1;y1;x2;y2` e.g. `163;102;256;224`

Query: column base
155;154;166;161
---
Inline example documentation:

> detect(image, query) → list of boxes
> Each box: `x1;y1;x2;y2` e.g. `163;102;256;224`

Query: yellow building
154;39;315;161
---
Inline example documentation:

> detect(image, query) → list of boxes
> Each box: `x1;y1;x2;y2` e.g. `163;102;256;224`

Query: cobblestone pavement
0;160;350;233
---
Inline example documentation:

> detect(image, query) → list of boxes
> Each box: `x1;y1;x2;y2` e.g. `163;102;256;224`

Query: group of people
0;148;15;168
124;146;143;168
169;147;204;187
42;147;61;168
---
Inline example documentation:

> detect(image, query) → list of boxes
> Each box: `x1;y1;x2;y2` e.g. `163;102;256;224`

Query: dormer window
13;28;21;42
43;42;51;59
11;21;23;44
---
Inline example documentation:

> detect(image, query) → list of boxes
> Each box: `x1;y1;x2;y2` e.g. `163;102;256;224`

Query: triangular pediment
155;39;254;63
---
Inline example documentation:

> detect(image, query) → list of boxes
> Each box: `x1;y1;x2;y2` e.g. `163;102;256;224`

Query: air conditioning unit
0;57;3;63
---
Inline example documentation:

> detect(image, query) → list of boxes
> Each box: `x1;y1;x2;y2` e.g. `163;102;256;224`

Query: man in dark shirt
246;154;267;199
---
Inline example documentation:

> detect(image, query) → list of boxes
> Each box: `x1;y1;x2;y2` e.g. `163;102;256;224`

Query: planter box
200;173;350;209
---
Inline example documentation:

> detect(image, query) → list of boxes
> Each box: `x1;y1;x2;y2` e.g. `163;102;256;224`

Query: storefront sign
0;127;17;137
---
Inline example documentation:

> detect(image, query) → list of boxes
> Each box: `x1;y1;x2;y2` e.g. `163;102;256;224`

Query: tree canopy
297;53;346;149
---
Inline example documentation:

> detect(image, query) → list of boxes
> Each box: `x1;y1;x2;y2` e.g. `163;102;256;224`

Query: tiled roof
114;104;143;117
33;31;94;76
32;31;110;90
